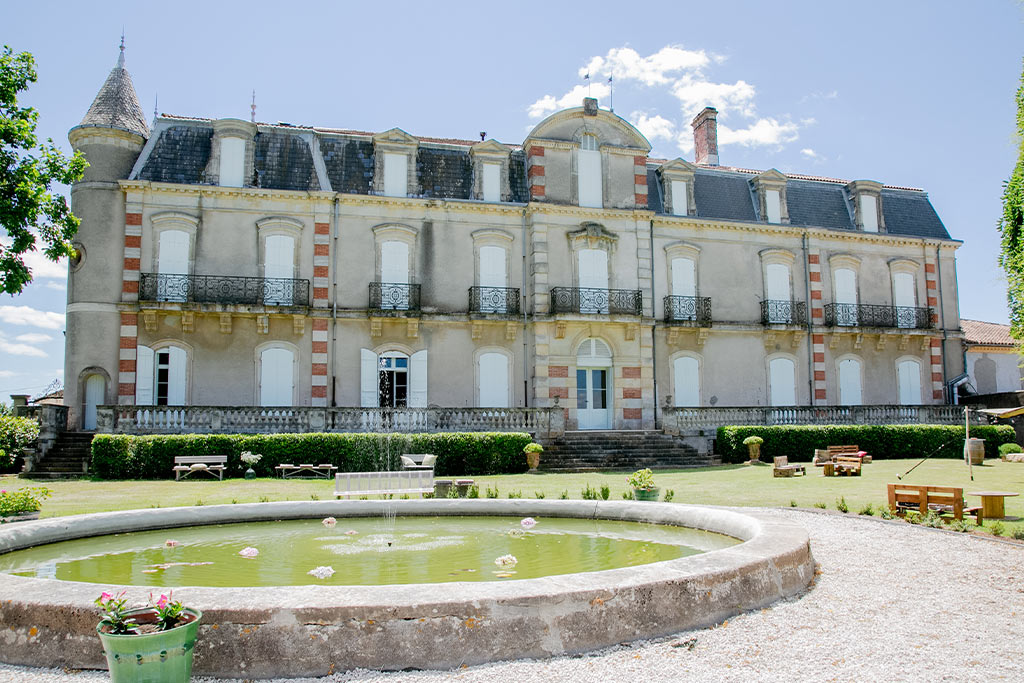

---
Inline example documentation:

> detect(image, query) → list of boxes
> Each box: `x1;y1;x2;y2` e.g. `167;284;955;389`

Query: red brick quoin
623;408;643;420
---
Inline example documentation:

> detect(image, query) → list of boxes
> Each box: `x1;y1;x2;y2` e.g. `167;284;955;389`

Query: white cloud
0;236;68;279
0;305;65;330
718;118;799;148
45;281;66;292
801;148;820;159
15;333;53;344
629;112;677;143
528;84;611;119
800;90;839;103
670;77;757;119
580;46;710;86
0;335;47;358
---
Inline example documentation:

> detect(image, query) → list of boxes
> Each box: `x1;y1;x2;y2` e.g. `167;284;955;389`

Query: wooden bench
173;455;227;481
275;463;338;479
829;444;872;464
833;455;862;476
887;483;983;524
334;470;434;499
773;456;806;477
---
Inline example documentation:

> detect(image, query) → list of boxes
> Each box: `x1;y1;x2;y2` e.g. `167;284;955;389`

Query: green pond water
0;516;739;587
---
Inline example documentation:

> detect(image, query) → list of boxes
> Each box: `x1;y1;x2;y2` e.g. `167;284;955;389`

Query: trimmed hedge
91;432;533;480
715;424;1016;464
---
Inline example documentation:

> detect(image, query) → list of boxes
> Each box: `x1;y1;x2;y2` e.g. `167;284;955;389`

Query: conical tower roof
78;42;149;139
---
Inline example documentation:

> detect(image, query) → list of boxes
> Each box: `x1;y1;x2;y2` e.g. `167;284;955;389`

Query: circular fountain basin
0;500;814;678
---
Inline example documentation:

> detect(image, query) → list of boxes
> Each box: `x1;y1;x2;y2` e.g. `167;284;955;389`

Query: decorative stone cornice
372;127;418;148
212;118;257;139
567;221;619;250
68;125;146;150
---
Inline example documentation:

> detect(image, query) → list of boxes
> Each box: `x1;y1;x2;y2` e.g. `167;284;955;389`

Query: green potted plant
627;468;659;501
0;486;51;523
523;442;544;473
742;435;764;463
95;590;202;682
240;450;262;479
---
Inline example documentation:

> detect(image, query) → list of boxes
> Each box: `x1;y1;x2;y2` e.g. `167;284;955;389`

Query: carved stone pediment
568;222;618;250
470;139;510;157
372;127;418;146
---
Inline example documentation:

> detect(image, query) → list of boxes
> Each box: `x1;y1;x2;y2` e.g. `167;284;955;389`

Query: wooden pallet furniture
275;463;338;479
334;470;434;499
828;444;872;464
833;455;863;476
173;455;227;481
887;483;983;523
773;456;806;477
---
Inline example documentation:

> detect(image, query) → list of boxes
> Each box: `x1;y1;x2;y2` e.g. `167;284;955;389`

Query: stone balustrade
13;404;68;473
662;404;982;434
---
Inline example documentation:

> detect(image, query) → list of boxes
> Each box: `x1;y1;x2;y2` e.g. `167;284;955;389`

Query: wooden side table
967;491;1019;520
822;463;835;477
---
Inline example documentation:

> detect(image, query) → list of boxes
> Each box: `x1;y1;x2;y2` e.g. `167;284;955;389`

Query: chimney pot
583;98;598;116
692;107;719;166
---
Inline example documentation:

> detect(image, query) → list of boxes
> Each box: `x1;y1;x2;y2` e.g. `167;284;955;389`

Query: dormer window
383;152;408;197
765;189;782;224
482;162;501;202
847;180;885;233
210;119;256;188
752;169;788;225
860;195;879;232
578;134;602;208
671;181;688;216
219;137;245;187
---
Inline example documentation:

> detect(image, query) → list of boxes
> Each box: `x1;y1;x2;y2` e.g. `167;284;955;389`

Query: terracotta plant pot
97;607;202;683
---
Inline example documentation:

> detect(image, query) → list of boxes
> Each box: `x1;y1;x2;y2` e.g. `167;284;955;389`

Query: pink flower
156;594;169;610
520;517;537;530
1;490;6;494
164;539;179;547
99;591;112;601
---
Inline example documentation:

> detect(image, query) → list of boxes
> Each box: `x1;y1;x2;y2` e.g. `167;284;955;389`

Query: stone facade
63;56;964;433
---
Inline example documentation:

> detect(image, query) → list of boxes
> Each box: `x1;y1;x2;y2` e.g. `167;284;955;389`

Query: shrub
507;490;523;499
581;484;599;500
715;424;1015;463
990;521;1005;537
90;431;532;480
813;501;827;509
858;503;874;516
949;519;973;533
621;490;633;500
879;507;895;520
741;435;763;446
836;497;849;514
559;490;569;500
626;468;656;490
789;499;798;507
663;489;675;503
906;511;921;524
1010;527;1024;541
923;510;943;528
999;442;1023;457
0;486;51;516
0;415;39;472
467;485;480;499
533;491;545;499
485;485;499;499
599;484;610;501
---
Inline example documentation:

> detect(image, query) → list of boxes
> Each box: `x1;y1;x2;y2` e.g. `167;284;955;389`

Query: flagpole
609;73;614;112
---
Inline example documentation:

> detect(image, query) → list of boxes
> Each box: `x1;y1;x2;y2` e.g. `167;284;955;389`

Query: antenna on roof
118;30;125;68
251;90;256;123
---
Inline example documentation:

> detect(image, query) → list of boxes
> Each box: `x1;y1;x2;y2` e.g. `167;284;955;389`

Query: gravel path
2;508;1022;682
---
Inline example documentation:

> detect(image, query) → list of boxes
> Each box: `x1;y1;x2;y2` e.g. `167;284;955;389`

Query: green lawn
5;458;1024;534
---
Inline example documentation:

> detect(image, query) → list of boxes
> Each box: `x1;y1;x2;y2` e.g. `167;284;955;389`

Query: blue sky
2;0;1022;400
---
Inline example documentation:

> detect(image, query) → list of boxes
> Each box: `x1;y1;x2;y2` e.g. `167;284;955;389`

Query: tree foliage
0;46;87;294
998;59;1024;339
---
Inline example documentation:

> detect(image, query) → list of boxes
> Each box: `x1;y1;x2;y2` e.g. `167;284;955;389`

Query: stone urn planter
523;443;544;473
97;607;202;683
743;436;764;463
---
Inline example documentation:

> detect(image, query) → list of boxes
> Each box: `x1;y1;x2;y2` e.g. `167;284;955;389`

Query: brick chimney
692;107;719;166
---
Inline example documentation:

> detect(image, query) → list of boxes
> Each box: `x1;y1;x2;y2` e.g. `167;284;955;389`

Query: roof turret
77;40;149;139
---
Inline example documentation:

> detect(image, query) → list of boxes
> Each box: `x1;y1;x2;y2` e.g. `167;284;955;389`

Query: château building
64;47;964;437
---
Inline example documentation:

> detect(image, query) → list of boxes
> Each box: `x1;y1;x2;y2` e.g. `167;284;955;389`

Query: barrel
965;438;985;465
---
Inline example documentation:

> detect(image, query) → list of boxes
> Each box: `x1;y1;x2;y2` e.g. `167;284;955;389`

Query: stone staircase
539;430;713;472
24;432;94;479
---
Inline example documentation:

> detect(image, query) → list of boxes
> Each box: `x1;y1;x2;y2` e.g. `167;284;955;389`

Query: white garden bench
334;470;434;499
173;455;228;481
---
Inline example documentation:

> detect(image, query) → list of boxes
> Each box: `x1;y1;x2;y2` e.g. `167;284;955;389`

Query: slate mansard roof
131;116;950;241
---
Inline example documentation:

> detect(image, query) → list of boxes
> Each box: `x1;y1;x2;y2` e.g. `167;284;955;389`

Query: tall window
482;163;501;203
82;374;105;430
769;357;796;406
478;352;510;407
765;189;782;223
861;195;879;232
673;356;700;407
157;229;189;302
893;272;916;328
834;268;858;326
263;234;295;305
578;248;609;313
838;358;862;405
670;180;688;216
136;345;187;406
360;349;428;408
259;347;295;407
578;134;602;208
764;262;792;323
383;152;408;197
478;245;507;312
897;359;922;405
378;353;409;408
219;137;245;187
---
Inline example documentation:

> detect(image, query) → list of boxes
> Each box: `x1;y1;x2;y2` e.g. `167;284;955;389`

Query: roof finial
118;30;125;68
153;93;158;122
251;89;256;123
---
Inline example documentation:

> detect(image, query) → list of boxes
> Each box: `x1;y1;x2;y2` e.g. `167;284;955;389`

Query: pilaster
807;249;826;405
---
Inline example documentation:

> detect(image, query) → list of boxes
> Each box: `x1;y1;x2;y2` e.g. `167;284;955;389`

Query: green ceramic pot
633;487;660;502
96;607;202;683
244;467;257;480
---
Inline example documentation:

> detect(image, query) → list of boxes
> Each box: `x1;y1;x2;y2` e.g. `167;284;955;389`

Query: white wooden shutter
260;348;293;407
158;230;190;275
409;350;428;408
898;360;921;405
671;258;696;297
765;263;789;301
168;346;187;406
769;357;796;406
383;152;408;197
765;190;782;223
482;163;501;202
834;269;857;304
360;349;379;407
479;246;506;288
673;357;699;407
265;235;294;279
478;352;509;408
670;180;688;216
861;195;878;232
893;273;915;307
381;241;409;284
219;137;246;188
135;345;154;404
578;249;608;290
838;358;862;405
578;149;603;208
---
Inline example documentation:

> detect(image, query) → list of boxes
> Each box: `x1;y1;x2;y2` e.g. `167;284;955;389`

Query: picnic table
966;491;1019;520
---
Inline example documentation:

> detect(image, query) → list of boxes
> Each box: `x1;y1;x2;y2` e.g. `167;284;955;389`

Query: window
838;357;862;405
765;263;791;321
769;357;796;406
833;268;858;326
670;180;688;216
383;152;408;197
478;352;510;407
578;248;609;313
576;339;612;430
360;348;427;408
259;347;295;406
378;353;409;408
765;189;782;224
263;234;295;304
219;137;246;188
897;359;922;405
861;195;879;233
136;344;187;406
478;245;507;312
893;271;917;328
482;163;501;203
673;356;700;407
578;134;602;208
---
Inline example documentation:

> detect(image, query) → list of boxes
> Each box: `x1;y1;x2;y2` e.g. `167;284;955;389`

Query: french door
576;368;610;429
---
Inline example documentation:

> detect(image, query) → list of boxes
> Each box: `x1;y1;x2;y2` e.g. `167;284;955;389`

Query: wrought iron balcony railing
760;299;807;325
139;273;310;307
823;303;933;329
468;286;520;315
664;295;712;326
369;282;421;311
550;287;643;315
